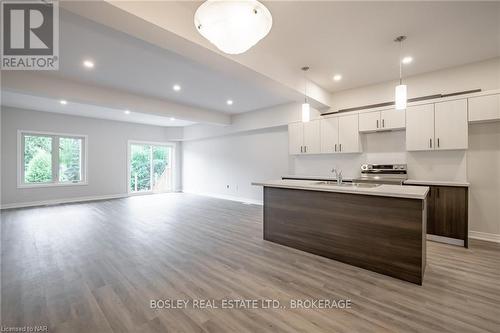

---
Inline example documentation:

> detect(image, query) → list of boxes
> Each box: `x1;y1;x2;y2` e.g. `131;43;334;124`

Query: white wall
330;57;500;111
182;127;290;203
1;107;182;207
467;122;500;237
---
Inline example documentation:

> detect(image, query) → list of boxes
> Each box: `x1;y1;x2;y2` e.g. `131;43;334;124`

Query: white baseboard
182;190;263;205
469;231;500;244
0;193;128;210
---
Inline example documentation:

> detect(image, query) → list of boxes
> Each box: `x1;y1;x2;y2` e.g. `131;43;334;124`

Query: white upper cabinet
381;109;406;130
406;99;468;151
320;117;339;153
303;120;321;154
468;94;500;123
338;114;361;153
288;122;303;155
359;109;405;132
406;104;435;151
288;120;320;155
359;111;380;132
434;99;468;150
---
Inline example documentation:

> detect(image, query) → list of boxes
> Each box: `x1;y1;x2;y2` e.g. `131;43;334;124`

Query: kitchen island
252;179;429;285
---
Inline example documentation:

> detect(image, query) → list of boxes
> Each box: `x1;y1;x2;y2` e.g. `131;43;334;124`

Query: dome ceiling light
194;0;273;55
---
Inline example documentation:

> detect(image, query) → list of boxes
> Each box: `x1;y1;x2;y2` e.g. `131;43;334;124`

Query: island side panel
263;187;425;284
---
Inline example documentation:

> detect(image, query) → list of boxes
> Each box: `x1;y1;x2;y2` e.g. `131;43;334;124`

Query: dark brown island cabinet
256;183;429;285
411;185;469;248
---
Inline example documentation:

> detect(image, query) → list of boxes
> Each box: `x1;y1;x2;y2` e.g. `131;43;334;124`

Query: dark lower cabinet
426;185;468;247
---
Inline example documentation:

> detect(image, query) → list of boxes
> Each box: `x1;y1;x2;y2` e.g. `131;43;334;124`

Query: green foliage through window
22;133;84;185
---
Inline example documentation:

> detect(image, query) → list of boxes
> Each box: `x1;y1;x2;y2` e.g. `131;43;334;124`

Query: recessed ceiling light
226;99;233;105
60;100;67;105
124;110;131;115
83;60;94;68
173;84;181;92
402;56;413;64
170;117;175;121
333;74;342;81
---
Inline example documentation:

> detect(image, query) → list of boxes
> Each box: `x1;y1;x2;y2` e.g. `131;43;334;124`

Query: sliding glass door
129;142;174;194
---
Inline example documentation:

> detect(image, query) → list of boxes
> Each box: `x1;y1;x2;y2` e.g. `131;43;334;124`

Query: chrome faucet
331;167;343;185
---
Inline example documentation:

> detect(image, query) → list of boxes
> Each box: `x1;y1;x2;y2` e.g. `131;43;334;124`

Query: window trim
127;140;176;195
17;130;88;188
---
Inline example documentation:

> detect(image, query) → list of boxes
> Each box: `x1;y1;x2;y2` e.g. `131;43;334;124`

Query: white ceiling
51;10;291;114
172;1;500;93
2;91;195;127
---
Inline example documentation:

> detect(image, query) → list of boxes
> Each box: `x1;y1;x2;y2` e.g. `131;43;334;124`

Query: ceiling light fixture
194;0;273;55
170;117;176;121
83;60;94;69
124;110;131;115
301;66;310;123
394;36;408;111
333;74;342;82
402;56;413;64
226;99;233;106
173;84;181;92
60;100;67;105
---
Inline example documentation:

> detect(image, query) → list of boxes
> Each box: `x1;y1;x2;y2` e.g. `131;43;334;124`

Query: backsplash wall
291;130;467;181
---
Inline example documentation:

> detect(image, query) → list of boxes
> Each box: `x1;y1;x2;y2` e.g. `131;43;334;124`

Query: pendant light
194;0;273;55
301;66;310;122
394;35;407;110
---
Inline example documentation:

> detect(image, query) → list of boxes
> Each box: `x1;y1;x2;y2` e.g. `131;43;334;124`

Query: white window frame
17;130;88;188
127;140;176;195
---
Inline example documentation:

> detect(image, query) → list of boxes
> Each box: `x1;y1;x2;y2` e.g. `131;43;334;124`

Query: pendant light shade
194;0;273;55
302;103;311;122
395;84;407;110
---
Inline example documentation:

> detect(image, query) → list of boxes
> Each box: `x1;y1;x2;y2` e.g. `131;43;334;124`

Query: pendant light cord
399;39;403;85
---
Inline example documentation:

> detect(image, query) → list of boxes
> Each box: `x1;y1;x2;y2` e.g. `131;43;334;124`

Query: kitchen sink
315;181;380;188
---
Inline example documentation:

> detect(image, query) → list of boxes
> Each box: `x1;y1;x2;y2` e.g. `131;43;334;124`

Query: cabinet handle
437;187;440;198
382;119;385;128
334;144;337;152
376;119;379;128
305;146;307;153
430;138;432;148
339;144;342;152
437;138;440;148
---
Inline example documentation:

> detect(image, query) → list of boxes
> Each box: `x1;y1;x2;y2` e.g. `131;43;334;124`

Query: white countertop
281;174;353;181
404;179;470;187
252;179;429;200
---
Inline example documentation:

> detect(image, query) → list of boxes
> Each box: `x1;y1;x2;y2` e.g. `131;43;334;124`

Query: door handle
430;138;432;148
376;120;379;128
437;138;440;148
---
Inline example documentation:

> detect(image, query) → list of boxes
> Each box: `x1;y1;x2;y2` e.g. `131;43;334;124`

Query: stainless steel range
355;164;407;185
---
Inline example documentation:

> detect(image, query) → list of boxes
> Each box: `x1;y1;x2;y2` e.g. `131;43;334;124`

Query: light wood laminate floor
1;193;499;333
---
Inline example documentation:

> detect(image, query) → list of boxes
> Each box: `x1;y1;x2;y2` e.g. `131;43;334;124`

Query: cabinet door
320;117;339;153
338;114;360;153
381;108;406;130
303;120;321;154
435;99;468;150
430;186;467;240
468;94;500;123
288;122;303;155
359;111;380;132
406;104;435;151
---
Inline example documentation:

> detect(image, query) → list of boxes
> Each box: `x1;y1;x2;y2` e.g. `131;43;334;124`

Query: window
18;131;87;187
128;141;174;194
